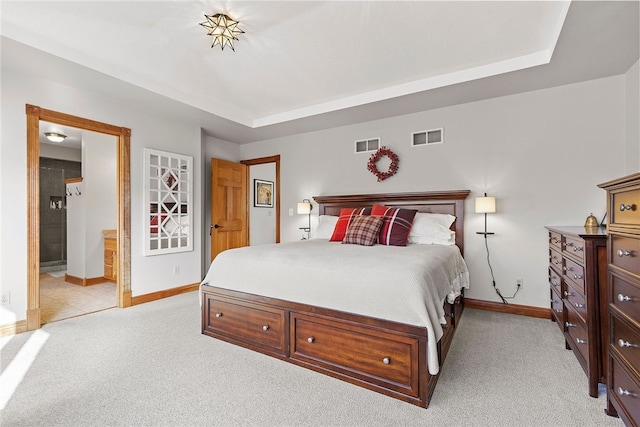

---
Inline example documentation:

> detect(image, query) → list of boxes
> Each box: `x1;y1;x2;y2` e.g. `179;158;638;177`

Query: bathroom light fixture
297;199;312;239
45;132;66;143
200;13;244;51
475;193;496;236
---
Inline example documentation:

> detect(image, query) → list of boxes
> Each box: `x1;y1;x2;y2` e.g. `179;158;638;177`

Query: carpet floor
0;292;624;426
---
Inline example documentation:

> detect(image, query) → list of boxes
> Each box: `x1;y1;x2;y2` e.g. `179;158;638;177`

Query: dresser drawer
611;235;640;277
611;316;640;371
611;272;640;323
565;308;589;364
564;283;587;323
203;297;286;354
564;236;585;262
549;232;562;251
550;288;563;327
549;248;563;273
290;312;419;397
549;267;562;295
609;356;640;423
611;187;640;227
564;258;585;293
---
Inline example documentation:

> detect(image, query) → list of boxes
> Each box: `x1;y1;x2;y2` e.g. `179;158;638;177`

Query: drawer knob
574;303;584;309
618;387;633;397
617;249;632;257
307;337;315;344
573;274;583;280
564;291;574;297
382;357;391;365
618;294;632;302
576;338;587;345
565;322;576;328
619;204;637;212
618;339;636;348
565;242;573;247
215;313;223;318
573;246;583;252
555;309;562;313
262;325;269;331
564;266;573;272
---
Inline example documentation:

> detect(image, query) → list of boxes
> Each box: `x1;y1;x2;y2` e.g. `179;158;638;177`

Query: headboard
313;190;470;255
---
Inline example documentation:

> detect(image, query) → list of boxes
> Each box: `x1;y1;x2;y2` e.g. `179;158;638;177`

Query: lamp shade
475;196;496;214
297;202;311;215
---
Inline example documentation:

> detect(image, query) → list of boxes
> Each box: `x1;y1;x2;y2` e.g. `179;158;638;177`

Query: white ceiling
2;1;638;144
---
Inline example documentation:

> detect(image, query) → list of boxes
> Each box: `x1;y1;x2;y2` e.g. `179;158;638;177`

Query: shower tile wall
40;157;81;266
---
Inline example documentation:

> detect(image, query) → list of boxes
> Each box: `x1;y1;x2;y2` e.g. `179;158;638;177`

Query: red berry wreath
367;146;399;182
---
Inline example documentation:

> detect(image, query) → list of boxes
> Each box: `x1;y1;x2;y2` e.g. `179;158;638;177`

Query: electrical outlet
1;291;10;305
516;279;523;289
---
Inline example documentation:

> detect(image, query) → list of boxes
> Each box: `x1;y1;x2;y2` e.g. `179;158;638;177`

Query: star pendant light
200;13;244;51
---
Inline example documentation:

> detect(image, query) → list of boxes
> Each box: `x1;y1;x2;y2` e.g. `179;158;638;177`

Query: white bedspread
201;239;469;375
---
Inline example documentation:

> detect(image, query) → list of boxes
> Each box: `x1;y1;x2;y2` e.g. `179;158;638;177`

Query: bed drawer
611;235;640;277
290;312;420;397
203;296;286;355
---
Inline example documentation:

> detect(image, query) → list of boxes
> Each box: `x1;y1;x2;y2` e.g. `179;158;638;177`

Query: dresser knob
617;249;632;257
565;322;575;328
573;274;583;280
618;339;636;348
620;204;637;212
618;294;632;302
564;291;574;297
307;337;315;343
215;313;222;318
573;246;583;252
618;387;633;397
262;325;269;331
565;242;573;248
382;357;391;365
576;338;587;345
574;303;584;309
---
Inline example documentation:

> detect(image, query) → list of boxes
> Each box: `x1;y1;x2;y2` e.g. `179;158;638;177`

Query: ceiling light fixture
200;13;244;51
44;132;67;143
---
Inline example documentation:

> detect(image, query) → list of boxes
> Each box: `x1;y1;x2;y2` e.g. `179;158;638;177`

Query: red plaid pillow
342;215;384;246
371;205;418;246
329;207;372;242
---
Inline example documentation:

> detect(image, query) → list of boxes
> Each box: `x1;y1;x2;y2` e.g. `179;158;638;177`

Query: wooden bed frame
201;190;470;408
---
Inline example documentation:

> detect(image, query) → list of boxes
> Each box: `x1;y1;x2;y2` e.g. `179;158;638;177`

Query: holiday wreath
367;146;399;182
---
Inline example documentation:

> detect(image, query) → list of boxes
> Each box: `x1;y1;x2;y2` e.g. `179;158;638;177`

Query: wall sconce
297;199;312;239
475;193;496;236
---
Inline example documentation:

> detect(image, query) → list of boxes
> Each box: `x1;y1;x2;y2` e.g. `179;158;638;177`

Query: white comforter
201;239;469;375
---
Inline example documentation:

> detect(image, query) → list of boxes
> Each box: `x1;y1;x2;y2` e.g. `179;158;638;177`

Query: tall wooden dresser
599;173;640;426
545;226;608;397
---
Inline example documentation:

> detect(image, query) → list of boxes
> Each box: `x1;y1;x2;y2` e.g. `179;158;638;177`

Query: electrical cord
484;236;520;304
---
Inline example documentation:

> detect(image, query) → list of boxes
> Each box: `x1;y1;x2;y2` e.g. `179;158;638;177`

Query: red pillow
371;205;418;246
329;207;372;241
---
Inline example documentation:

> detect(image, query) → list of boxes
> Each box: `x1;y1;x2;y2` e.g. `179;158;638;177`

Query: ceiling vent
412;128;443;147
355;137;380;153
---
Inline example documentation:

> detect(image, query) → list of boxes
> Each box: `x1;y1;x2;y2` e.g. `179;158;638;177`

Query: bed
201;190;470;407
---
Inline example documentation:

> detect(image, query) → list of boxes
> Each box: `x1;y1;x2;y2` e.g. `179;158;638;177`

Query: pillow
371;205;418;246
329;207;372;242
342;215;384;246
408;212;456;245
311;215;339;239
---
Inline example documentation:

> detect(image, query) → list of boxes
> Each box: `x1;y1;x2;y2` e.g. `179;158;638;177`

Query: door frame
25;104;131;331
241;155;281;244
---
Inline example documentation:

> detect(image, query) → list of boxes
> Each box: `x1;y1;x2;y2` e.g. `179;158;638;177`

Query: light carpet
0;292;623;426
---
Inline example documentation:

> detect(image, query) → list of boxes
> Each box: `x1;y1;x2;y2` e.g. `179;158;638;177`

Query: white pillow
311;215;339;239
408;213;456;245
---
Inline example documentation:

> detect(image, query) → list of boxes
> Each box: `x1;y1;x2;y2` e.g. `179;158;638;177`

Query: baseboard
64;274;108;287
465;298;550;319
131;283;199;306
0;319;28;337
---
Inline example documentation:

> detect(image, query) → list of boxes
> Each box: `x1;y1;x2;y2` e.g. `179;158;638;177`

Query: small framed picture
254;179;274;208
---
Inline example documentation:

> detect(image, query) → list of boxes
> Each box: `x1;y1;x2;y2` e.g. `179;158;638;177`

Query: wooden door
211;158;247;261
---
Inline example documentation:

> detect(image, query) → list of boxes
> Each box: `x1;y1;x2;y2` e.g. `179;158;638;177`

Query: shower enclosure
39;157;81;273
